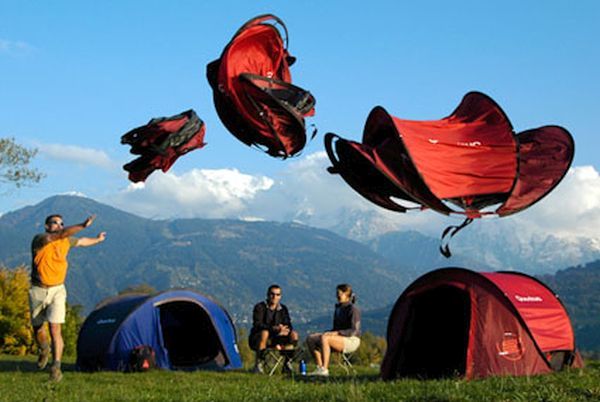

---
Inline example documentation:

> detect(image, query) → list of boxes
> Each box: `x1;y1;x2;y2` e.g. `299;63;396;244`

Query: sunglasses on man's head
269;292;281;296
49;221;64;226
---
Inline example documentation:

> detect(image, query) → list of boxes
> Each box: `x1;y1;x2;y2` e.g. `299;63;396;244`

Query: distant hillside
0;195;411;325
300;303;392;338
303;261;600;355
367;230;487;275
365;227;600;275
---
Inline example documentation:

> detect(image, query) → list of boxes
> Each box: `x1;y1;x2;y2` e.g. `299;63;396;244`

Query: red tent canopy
326;92;574;218
207;14;315;158
326;92;574;256
121;110;206;183
481;272;574;353
381;267;582;380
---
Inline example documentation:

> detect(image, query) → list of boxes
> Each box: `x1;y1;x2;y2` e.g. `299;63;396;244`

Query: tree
62;304;84;357
0;137;44;188
0;265;34;355
0;265;83;356
236;327;254;369
354;331;387;366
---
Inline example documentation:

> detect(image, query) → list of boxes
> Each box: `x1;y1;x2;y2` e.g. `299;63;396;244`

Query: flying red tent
380;267;583;380
207;14;316;158
325;92;574;256
121;109;206;183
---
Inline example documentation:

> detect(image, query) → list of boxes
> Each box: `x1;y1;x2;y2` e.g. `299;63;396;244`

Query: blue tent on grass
76;289;242;371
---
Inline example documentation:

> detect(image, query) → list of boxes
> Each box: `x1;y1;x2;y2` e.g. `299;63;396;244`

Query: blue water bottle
299;359;306;376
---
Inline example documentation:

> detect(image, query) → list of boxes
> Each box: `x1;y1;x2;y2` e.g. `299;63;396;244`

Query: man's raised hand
83;214;96;228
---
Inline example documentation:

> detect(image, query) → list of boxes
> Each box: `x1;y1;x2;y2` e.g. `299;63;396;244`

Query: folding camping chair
263;344;302;376
334;351;356;375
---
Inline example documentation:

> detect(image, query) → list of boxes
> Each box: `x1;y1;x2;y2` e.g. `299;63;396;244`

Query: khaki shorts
343;336;361;353
29;284;67;326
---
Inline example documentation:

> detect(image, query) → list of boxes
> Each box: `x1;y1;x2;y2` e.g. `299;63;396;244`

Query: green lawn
1;355;599;402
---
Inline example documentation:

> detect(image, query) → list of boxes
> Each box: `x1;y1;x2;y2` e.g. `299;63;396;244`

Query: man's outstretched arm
75;232;106;247
47;215;97;242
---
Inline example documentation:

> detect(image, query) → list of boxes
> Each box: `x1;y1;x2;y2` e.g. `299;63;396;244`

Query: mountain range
1;195;599;352
331;209;600;275
0;195;413;328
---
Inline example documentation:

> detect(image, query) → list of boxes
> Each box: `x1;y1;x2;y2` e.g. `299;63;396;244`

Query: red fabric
380;268;579;381
497;126;574;216
330;138;415;212
392;93;517;200
208;14;315;158
468;285;552;378
219;23;290;138
122;111;206;183
481;272;575;352
326;92;573;221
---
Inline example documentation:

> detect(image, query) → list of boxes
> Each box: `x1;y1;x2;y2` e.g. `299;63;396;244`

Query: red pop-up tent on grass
381;267;583;380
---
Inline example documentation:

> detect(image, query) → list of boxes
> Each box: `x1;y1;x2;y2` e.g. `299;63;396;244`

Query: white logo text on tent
514;295;543;302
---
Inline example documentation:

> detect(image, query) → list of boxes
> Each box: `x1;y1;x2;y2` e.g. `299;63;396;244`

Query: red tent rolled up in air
207;14;316;158
380;267;583;380
121;109;206;183
325;92;574;256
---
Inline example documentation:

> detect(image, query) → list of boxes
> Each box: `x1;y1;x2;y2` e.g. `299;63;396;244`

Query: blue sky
1;1;599;241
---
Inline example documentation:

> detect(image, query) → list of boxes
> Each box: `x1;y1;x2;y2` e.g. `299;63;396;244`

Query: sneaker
309;366;330;376
253;360;265;374
49;365;63;383
37;346;50;370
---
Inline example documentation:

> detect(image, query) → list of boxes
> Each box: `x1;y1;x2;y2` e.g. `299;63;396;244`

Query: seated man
249;284;299;373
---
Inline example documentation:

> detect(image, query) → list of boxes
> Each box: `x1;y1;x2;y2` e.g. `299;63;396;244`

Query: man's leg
49;323;64;365
289;330;299;346
48;323;64;382
46;285;66;382
252;330;270;373
257;329;269;351
29;286;50;370
33;324;50;369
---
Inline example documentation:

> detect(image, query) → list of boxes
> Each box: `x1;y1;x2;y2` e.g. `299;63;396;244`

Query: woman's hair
336;283;356;304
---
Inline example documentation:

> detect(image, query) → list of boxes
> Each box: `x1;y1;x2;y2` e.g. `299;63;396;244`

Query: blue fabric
151;290;242;369
107;301;169;370
98;289;241;371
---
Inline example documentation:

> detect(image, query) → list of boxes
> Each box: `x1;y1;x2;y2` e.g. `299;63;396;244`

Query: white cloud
105;150;599;244
246;152;368;225
0;39;34;54
510;166;600;239
111;168;274;219
245;151;448;236
39;143;116;169
246;160;600;242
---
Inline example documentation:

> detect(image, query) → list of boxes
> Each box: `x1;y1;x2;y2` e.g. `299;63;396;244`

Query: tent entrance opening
397;285;471;379
158;301;225;368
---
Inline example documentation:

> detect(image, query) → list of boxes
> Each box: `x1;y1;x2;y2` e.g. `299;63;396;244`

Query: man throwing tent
249;284;299;374
29;214;106;382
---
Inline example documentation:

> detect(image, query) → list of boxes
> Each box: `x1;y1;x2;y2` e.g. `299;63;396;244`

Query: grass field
1;355;599;402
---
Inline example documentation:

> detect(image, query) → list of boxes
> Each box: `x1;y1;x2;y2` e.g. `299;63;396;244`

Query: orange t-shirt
31;235;78;286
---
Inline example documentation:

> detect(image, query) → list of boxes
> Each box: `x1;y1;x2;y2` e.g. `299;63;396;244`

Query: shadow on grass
292;373;382;383
0;358;77;373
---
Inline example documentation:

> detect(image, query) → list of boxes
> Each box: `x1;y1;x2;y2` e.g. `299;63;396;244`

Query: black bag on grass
128;345;156;372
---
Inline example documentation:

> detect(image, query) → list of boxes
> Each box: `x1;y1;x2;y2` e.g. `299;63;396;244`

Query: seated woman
306;283;361;376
